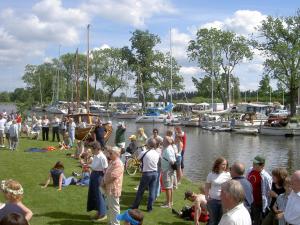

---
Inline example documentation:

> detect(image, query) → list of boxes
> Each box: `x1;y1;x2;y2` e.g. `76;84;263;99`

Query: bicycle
124;146;145;176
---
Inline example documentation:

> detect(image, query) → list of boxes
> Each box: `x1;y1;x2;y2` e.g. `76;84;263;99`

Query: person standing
4;117;12;148
150;128;163;148
131;138;160;212
247;155;272;225
175;126;186;170
41;115;50;141
68;118;76;148
284;170;300;225
94;119;106;148
0;114;7;148
115;122;126;152
218;180;252;225
230;162;253;211
136;128;147;148
204;157;231;225
9;120;19;151
16;113;22;133
87;142;108;222
102;146;124;225
51;116;60;142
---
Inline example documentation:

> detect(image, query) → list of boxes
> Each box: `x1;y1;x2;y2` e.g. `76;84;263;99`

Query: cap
116;210;140;225
129;135;137;141
253;155;265;164
184;191;193;200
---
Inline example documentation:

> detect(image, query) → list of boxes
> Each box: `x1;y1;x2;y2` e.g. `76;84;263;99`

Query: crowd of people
0;111;300;225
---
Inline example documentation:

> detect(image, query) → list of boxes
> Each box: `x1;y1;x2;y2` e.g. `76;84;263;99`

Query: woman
41;115;49;141
205;157;231;225
42;161;77;191
136;128;147;148
87;142;108;222
68;118;76;148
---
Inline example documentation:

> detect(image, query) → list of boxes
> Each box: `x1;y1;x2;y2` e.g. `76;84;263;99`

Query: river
108;119;300;182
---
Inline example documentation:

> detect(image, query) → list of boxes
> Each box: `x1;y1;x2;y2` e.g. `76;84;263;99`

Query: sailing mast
170;28;173;105
75;48;80;108
86;24;90;113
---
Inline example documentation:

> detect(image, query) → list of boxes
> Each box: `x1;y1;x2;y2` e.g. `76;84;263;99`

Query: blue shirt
233;176;253;211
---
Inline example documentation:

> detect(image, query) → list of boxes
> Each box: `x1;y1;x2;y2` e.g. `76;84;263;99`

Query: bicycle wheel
125;158;138;176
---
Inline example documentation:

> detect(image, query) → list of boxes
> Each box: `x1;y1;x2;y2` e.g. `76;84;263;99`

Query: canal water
0;102;299;182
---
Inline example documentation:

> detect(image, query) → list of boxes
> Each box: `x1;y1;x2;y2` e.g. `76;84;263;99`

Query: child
76;164;91;186
42;161;77;191
116;209;144;225
8;120;19;151
272;177;292;225
0;213;29;225
0;180;33;221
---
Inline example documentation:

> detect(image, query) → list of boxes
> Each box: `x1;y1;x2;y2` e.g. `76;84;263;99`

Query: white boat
233;127;259;135
233;112;267;128
259;121;300;136
45;102;68;114
180;117;200;127
136;114;178;123
114;111;138;119
200;114;230;128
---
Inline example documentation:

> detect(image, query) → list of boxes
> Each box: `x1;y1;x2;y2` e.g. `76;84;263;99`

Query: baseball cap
116;210;140;225
184;191;193;200
253;155;265;164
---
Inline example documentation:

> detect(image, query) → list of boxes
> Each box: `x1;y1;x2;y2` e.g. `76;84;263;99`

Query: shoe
93;215;107;222
160;204;171;208
172;208;181;216
134;185;139;191
72;172;80;177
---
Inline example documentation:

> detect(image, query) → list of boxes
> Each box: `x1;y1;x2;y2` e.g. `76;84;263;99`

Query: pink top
103;158;124;197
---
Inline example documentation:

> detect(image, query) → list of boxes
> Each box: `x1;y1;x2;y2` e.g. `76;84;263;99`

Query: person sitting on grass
42;161;77;191
0;213;29;225
76;164;91;186
0;180;33;221
116;209;144;225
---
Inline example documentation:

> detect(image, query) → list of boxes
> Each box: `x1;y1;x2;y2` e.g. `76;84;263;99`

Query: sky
0;0;299;93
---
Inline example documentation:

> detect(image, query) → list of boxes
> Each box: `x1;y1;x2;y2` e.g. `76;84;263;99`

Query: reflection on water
109;119;300;181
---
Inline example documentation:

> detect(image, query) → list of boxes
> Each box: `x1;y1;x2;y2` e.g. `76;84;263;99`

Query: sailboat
67;25;113;142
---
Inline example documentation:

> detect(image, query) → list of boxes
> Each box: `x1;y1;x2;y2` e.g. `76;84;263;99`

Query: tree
127;30;161;110
255;10;300;115
152;52;183;103
0;92;10;102
258;75;271;99
187;28;253;109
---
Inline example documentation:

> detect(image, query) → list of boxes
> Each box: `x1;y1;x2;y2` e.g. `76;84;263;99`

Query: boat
180;116;200;127
199;114;230;128
259;118;300;136
114;110;138;119
45;101;68;114
136;104;178;123
233;112;267;128
233;127;259;135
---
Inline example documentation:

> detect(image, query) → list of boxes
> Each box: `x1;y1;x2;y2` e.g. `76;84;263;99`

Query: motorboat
259;118;300;136
114;110;138;119
45;101;68;114
199;114;230;128
180;116;200;127
233;127;259;135
136;104;178;123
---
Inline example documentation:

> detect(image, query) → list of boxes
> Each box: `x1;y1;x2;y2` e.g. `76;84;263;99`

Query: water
109;119;300;182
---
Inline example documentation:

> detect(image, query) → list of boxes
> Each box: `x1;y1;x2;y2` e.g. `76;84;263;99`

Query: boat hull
259;126;300;136
136;115;178;123
75;123;113;141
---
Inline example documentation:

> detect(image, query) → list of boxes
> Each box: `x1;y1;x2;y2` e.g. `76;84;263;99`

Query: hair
90;141;101;152
166;129;173;137
138;128;144;134
128;209;144;225
0;213;29;225
147;138;157;149
212;157;228;174
231;162;245;176
53;161;64;170
284;176;291;187
152;128;159;133
1;180;24;202
272;168;288;187
221;180;245;204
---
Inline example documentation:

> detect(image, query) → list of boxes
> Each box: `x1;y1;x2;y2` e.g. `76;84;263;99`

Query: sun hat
129;135;137;141
116;210;140;225
253;155;265;164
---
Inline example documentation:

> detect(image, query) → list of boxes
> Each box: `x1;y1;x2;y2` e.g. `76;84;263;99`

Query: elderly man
102;146;124;225
219;180;251;225
131;138;160;212
284;170;300;225
247;155;272;225
230;162;253;211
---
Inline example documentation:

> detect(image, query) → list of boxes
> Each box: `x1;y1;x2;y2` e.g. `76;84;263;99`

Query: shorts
176;155;182;167
5;133;10;139
0;130;4;138
117;142;125;149
162;170;174;189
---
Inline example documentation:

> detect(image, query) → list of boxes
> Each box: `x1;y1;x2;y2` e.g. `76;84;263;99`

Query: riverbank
0;137;202;225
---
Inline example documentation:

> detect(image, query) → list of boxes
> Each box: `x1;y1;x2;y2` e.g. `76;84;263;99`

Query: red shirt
16;115;22;124
248;170;262;206
182;132;187;152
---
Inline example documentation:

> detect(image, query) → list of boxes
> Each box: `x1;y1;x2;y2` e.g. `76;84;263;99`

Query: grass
0;136;202;225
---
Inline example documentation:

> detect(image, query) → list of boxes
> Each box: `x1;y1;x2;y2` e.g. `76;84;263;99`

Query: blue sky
0;0;299;92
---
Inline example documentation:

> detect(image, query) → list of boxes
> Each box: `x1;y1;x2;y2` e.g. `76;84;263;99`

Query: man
131;138;160;212
247;155;272;225
0;114;7;148
149;128;163;148
230;162;253;211
175;126;186;170
219;180;252;225
102;146;124;225
115;122;126;152
51;116;60;142
284;170;300;225
94;119;106;148
184;191;207;225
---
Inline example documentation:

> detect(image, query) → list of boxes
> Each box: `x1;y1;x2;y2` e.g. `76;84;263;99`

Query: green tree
152;52;183;103
187;28;252;109
255;10;300;115
258;75;271;100
0;92;10;102
127;30;161;110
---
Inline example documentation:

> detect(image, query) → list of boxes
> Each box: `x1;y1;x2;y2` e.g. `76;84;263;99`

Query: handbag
163;157;177;170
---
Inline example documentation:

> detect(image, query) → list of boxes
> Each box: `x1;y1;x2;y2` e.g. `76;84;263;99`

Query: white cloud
81;0;177;28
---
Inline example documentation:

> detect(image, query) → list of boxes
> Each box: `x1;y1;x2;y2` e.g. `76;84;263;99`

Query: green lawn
0;137;201;225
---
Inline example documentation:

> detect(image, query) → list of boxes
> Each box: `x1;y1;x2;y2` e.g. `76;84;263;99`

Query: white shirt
284;191;300;225
0;118;7;131
206;172;231;200
138;148;160;172
90;152;108;171
218;203;251;225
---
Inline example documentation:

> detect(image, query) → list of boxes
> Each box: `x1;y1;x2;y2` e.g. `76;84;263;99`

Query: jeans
69;130;75;147
132;171;158;211
251;204;263;225
62;176;76;186
52;127;60;142
207;199;222;225
154;171;161;199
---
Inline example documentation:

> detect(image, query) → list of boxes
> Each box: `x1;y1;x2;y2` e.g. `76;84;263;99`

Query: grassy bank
0;137;201;225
